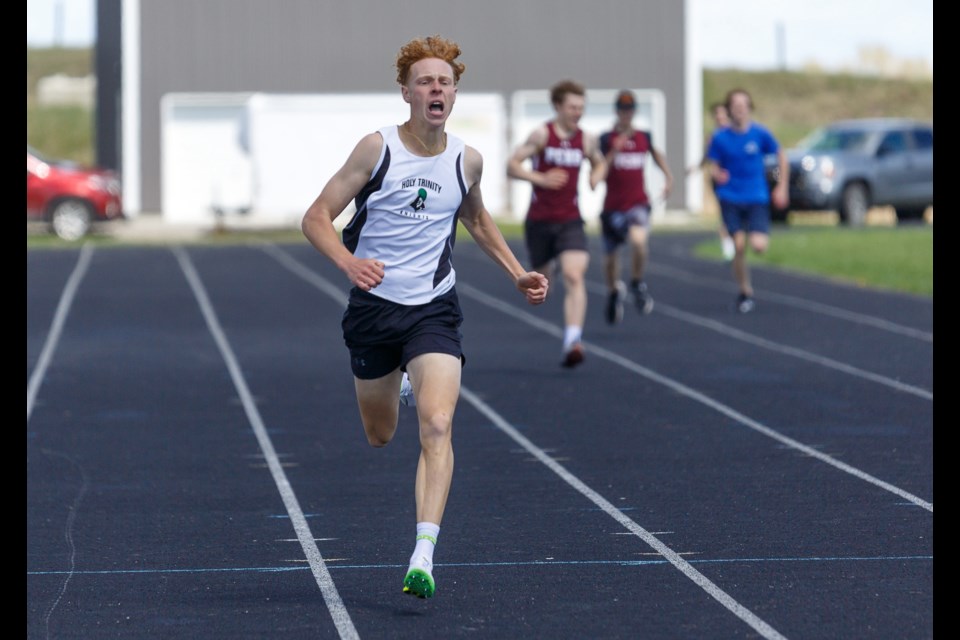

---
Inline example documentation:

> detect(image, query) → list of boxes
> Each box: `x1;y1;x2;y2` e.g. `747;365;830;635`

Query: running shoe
735;293;755;314
629;281;654;315
403;567;436;598
399;372;415;407
561;342;585;368
605;281;627;325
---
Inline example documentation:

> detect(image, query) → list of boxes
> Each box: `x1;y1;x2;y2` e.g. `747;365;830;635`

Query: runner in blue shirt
707;88;789;313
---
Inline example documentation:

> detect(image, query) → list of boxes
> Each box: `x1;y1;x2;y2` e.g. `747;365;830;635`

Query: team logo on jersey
544;145;583;167
399;178;443;219
614;151;647;170
409;188;428;211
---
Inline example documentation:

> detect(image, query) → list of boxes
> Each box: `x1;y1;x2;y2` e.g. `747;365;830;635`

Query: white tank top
342;125;468;305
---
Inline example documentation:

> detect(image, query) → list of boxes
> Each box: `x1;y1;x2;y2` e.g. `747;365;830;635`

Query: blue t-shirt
707;123;779;205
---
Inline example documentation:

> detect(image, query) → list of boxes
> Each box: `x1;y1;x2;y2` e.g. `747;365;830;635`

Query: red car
27;146;124;241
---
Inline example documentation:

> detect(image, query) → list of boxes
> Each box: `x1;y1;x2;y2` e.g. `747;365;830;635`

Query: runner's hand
517;271;549;305
345;257;385;291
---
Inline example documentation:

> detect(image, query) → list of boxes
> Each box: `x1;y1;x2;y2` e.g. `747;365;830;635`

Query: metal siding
135;0;686;214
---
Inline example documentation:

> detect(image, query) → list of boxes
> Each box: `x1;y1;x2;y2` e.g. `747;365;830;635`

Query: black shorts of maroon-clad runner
341;286;464;380
523;219;588;269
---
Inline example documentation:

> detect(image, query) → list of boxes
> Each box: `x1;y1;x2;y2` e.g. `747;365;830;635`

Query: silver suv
777;118;933;226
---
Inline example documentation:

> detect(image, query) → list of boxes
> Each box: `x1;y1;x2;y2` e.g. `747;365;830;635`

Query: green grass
29;222;933;298
27;47;96;164
692;225;933;297
27;105;96;166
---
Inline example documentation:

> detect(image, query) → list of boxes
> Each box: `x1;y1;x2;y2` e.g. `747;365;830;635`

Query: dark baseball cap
615;90;636;110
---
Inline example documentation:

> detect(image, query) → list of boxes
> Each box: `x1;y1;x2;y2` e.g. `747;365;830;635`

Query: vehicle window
912;128;933;150
799;128;871;152
877;131;908;155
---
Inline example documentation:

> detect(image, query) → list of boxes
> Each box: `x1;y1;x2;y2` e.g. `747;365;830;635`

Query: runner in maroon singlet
507;79;606;368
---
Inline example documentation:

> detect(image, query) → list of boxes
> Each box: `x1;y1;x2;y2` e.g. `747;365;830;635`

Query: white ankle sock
409;522;440;571
563;326;583;351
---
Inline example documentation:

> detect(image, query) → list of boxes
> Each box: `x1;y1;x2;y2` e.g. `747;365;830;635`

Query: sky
26;0;933;74
691;0;933;73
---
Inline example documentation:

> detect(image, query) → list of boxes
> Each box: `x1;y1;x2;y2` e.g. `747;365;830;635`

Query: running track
27;231;934;639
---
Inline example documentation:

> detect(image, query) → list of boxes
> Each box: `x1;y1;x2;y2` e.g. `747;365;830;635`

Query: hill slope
27;47;934;166
701;68;933;147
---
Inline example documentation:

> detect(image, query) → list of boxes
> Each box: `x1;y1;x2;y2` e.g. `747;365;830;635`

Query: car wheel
50;199;93;241
894;206;927;224
839;183;869;227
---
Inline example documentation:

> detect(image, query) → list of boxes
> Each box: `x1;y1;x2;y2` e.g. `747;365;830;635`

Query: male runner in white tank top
302;35;549;599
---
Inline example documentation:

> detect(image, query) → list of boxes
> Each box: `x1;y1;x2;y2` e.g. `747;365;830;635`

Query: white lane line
459;246;932;396
648;262;933;342
173;247;359;640
27;243;94;422
637;296;931;400
458;244;932;341
460;386;789;639
27;553;935;576
263;244;929;638
457;282;933;514
263;244;792;638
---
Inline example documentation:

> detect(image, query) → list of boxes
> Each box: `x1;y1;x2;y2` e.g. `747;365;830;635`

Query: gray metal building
100;0;705;219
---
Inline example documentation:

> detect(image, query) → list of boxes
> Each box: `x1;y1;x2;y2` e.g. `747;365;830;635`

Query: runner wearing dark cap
598;90;674;323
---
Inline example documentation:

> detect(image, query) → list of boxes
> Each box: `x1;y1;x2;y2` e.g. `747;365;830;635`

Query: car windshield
796;128;872;153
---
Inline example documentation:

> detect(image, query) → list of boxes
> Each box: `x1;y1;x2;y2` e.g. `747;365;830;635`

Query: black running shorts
523;219;588;269
341;287;464;380
599;204;651;254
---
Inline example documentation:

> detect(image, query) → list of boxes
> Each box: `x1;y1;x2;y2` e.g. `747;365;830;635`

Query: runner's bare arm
461;146;548;305
302;132;386;291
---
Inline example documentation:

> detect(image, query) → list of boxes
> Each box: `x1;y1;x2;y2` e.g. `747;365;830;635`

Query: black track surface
27;231;934;639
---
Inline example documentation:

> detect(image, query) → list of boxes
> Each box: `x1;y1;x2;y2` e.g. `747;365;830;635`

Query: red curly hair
395;35;466;86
